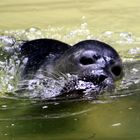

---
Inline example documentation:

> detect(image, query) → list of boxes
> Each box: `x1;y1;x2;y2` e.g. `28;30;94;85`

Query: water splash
0;22;140;101
99;31;138;44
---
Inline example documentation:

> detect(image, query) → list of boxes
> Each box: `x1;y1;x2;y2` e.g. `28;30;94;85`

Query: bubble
129;47;140;55
24;27;44;40
42;106;48;109
100;31;136;44
1;105;7;108
131;68;139;73
0;36;16;47
112;123;121;127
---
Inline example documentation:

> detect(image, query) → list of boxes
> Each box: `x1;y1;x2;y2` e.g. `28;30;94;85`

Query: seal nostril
99;75;107;83
111;65;122;77
80;57;94;65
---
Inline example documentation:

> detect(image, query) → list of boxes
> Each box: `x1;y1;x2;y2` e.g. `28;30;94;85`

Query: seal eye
80;56;95;65
111;65;122;77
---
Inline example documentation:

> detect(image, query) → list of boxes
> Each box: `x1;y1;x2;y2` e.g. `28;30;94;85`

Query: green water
0;0;140;140
1;0;140;36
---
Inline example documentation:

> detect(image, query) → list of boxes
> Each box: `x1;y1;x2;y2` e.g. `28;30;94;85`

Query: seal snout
77;50;114;86
77;48;123;84
80;69;110;86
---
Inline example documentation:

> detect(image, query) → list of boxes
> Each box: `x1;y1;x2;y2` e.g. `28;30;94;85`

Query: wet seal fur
20;39;123;100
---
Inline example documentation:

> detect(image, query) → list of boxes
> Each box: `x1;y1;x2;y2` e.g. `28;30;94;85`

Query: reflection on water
0;23;140;139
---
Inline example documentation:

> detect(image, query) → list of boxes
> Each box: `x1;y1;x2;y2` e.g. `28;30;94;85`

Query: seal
20;39;123;99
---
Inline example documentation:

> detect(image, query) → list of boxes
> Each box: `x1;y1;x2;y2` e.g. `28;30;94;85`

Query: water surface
0;0;140;139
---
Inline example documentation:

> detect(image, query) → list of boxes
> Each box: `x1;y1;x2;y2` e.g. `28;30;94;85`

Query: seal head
53;40;122;79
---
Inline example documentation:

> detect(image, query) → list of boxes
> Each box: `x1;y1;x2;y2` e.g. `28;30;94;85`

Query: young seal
20;39;123;100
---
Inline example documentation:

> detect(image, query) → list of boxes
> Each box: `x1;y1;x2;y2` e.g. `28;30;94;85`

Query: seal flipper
21;39;71;78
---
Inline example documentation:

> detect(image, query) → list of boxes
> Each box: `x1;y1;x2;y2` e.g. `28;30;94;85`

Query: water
0;0;140;139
